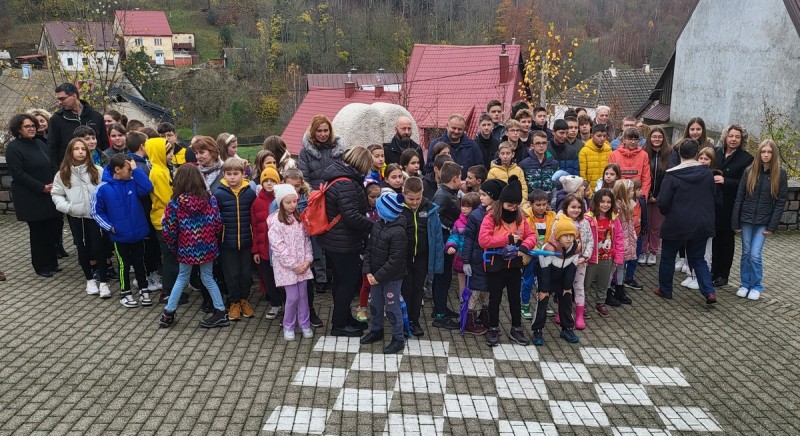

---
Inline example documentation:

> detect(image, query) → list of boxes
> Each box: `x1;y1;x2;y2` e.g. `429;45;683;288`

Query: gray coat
297;134;346;190
731;167;788;233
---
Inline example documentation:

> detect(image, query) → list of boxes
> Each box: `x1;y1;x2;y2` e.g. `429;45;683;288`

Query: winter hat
559;175;584;194
499;175;523;204
551;170;570;189
376;192;405;222
274;184;297;205
480;179;507;201
554;217;578;240
260;164;280;184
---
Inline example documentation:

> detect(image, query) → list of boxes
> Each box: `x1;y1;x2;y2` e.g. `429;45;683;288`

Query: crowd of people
4;85;789;352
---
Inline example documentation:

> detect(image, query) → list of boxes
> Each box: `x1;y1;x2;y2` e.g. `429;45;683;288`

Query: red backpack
301;177;350;236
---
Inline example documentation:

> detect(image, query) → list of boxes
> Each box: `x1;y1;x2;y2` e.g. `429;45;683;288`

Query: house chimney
499;43;510;84
511;37;516;45
609;60;617;78
375;84;384;98
643;58;651;74
345;68;356;98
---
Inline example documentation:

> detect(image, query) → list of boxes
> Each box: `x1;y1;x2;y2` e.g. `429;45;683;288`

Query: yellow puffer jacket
579;138;612;187
488;160;528;202
145;138;173;230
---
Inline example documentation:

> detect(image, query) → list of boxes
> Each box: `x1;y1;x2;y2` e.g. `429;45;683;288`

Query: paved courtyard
0;214;798;435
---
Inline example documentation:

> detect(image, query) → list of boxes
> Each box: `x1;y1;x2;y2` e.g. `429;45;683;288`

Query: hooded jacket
214;178;256;250
267;212;314;287
427;132;483;178
51;163;103;218
659;160;715;241
363;215;408;283
297;134;347;190
250;188;276;259
547;140;580;176
519;150;560;197
316;161;374;254
128;153;151;176
732;167;788;232
91;166;153;243
383;135;424;168
608;146;652;200
161;193;223;264
647;148;668;199
579;138;612;187
48;100;108;165
585;211;624;265
400;197;445;275
145;138;173;230
488;160;528;202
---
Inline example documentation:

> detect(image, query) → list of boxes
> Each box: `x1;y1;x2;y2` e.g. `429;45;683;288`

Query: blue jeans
521;261;537;305
740;224;767;291
625;235;643;280
659;238;714;297
166;262;225;312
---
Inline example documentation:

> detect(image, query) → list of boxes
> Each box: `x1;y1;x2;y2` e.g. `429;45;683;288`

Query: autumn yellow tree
491;0;546;46
521;22;584;109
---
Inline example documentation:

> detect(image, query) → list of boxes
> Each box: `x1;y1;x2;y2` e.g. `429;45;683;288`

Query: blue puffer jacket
91;166;153;243
461;204;488;291
213;180;257;250
547;141;580;176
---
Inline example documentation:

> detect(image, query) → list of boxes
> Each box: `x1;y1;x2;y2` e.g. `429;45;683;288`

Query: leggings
573;263;587;306
487;268;522;328
284;281;310;331
67;216;108;282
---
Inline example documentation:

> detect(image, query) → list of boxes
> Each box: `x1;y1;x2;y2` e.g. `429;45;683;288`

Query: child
478;176;537;347
104;124;128;159
400;177;445;337
520;189;556;320
126;131;151;176
252;164;282;318
400;148;422;179
461;179;506;335
595;163;621;192
684;147;717;290
73;125;109;170
217;133;252;178
51;138;110;297
214;157;257;321
584;188;624;317
515;109;534;147
91;154;154;308
250;150;277;193
360;192;408;354
533;217;582;345
551;194;594;330
431;161;463;330
475;113;498;168
519;131;559;199
128;131;162;292
158;165;228;328
624;179;647;291
381;163;404;195
552;174;585;211
611;180;635;305
423;154;453;200
531;106;553;142
446;192;480;298
502;119;527;164
268;184;315;340
366;143;386;185
488;141;528;202
357;182;382;322
145;138;179;304
465;165;488;193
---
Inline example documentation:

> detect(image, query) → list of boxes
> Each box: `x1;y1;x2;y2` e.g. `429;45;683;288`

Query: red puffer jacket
250;188;275;259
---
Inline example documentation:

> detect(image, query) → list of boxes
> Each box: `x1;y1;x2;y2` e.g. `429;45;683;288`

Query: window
134;37;143;46
82;58;89;66
154;38;163;46
66;58;74;66
107;58;114;66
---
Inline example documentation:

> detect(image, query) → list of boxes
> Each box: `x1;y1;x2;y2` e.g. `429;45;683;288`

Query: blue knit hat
376;192;405;222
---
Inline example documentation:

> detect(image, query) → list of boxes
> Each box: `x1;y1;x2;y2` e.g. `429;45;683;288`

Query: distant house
38;22;118;73
113;10;174;66
171;33;196;67
306;72;404;92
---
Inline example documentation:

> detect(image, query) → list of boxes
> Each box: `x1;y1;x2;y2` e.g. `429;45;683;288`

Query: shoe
683;277;699;290
53;267;63;273
106;265;117;281
624;278;643;290
360;329;384;344
712;277;728;287
675;258;685;270
638;254;647;265
302;328;314;339
464;313;488;335
158;310;175;328
432;316;460;330
86;280;99;295
615;285;632;305
36;271;54;278
240;300;255;318
284;329;296;341
200;309;230;328
575;306;586;330
383;338;405;354
554;312;560;325
310;309;324;328
409;321;425;337
139;291;153;306
315;281;330;294
431;308;459;319
736;287;750;298
99;283;111;299
532;329;544;346
560;329;580;344
159;292;169;304
201;299;213;313
680;264;691;274
264;305;282;319
546;308;555;317
595;303;610;317
0;271;6;281
653;288;673;299
120;293;138;308
605;288;621;307
486;327;500;347
331;325;363;337
509;327;530;345
647;253;657;265
706;293;718;304
521;303;532;320
350;318;369;330
229;302;242;321
146;272;160;291
356;306;368;322
747;290;761;301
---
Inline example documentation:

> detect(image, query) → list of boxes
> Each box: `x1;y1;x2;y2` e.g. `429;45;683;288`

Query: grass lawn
166;9;221;62
237;145;260;164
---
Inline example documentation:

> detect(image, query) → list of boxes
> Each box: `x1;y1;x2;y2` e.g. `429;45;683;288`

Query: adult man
383;116;424;167
427;114;483;179
564;116;584;151
486;99;506;145
594;105;615;140
48;83;108;165
548;119;580;176
610;116;644;150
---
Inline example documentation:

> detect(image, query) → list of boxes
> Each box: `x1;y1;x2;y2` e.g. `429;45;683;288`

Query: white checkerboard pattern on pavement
263;338;722;435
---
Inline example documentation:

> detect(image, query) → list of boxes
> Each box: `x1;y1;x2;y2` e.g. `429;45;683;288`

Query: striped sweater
162;193;223;265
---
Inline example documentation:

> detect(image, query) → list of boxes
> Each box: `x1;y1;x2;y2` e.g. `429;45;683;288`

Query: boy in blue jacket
91;154;154;308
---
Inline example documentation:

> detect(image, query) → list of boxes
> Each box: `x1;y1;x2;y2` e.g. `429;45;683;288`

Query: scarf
199;160;223;189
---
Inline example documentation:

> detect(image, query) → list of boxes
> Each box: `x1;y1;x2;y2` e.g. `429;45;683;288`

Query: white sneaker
680;276;692;287
120;293;138;308
681;264;691;274
99;282;111;298
647;253;657;265
675;258;685;270
139;291;153;306
736;287;750;298
284;329;296;341
265;305;283;320
684;277;699;290
301;328;314;339
747;290;761;301
638;254;647;265
147;272;162;291
86;280;99;295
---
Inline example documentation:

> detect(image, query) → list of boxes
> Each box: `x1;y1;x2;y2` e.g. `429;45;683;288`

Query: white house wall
56;51;119;73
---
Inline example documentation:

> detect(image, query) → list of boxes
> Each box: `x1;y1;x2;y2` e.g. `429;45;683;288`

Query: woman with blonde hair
298;114;347;190
27;108;52;142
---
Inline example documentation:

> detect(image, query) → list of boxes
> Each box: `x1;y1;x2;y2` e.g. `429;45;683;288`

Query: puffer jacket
250;188;275;259
579;138;612;187
297;134;347;190
519;150;559;197
267;213;314;287
162;193;222;264
478;214;537;272
363;215;408;283
550;211;594;260
91;166;153;243
732;167;788;233
445;214;467;273
145;138;173;230
462;205;489;291
488;160;528;202
51;164;103;218
585;211;624;265
659;160;715;241
401;197;445;275
617;205;637;261
213;179;256;250
715;147;754;232
548;141;580;176
316;162;374;254
608;146;652;200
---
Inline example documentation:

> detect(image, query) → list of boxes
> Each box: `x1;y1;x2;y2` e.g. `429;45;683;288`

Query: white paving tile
291;367;348;389
263;405;330;434
393;372;448;394
613;427;672;436
383;413;445;435
540;361;592;383
312;336;361;353
492;343;540;362
499;420;559;435
580;347;632;366
495;377;549;400
633;366;690;387
657;406;722;432
549;401;610;427
402;339;450;357
443;394;498;420
595;383;653;406
446;357;496;377
333;388;394;413
350;353;403;372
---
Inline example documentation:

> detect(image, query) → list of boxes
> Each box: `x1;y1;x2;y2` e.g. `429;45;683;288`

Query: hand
446;247;456;255
367;273;378;285
735;229;741;233
576;257;586;265
648;196;657;204
460;180;467;192
462;264;472;276
537;291;549;301
43;184;53;193
714;175;724;184
129;159;137;170
763;230;773;236
253;254;261;264
512;233;521;244
110;227;116;234
292;264;306;274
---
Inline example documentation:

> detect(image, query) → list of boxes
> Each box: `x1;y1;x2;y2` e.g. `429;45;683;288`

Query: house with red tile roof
113;10;174;66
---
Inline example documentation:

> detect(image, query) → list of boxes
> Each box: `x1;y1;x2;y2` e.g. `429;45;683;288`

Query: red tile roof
405;44;525;144
114;10;173;36
281;88;403;155
43;21;116;51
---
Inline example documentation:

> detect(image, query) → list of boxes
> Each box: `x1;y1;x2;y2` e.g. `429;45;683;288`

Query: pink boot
554;312;560;325
575;306;586;330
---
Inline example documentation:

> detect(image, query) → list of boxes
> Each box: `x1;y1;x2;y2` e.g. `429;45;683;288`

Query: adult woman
193;136;224;192
262;135;297;175
103;109;127;132
640;127;670;265
28;108;52;142
670;117;715;167
297;115;346;190
5;113;61;277
711;124;754;287
731;140;787;300
316;145;374;337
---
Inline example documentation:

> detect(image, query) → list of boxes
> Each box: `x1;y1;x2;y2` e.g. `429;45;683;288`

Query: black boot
383;338;405;354
605;287;622;307
615;284;632;305
360;329;384;344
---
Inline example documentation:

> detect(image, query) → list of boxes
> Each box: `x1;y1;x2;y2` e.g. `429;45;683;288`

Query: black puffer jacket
317;162;373;254
659;161;715;241
732;167;788;232
48;100;108;165
297;134;346;190
715;147;753;232
363;215;408;283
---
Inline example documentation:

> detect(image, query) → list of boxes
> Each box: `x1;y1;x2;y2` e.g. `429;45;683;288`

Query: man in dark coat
48;83;109;166
426;114;483;179
383;116;424;168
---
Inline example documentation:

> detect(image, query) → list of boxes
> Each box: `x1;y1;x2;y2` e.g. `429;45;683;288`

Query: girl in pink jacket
583;188;624;318
268;184;314;341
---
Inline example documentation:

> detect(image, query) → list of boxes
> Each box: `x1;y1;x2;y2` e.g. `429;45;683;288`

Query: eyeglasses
21;124;37;129
507;128;520;133
533;141;548;146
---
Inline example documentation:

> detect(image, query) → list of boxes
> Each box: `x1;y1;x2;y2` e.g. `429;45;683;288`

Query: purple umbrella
460;277;472;335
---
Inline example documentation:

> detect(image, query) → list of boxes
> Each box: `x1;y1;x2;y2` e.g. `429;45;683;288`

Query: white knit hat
274;184;297;205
